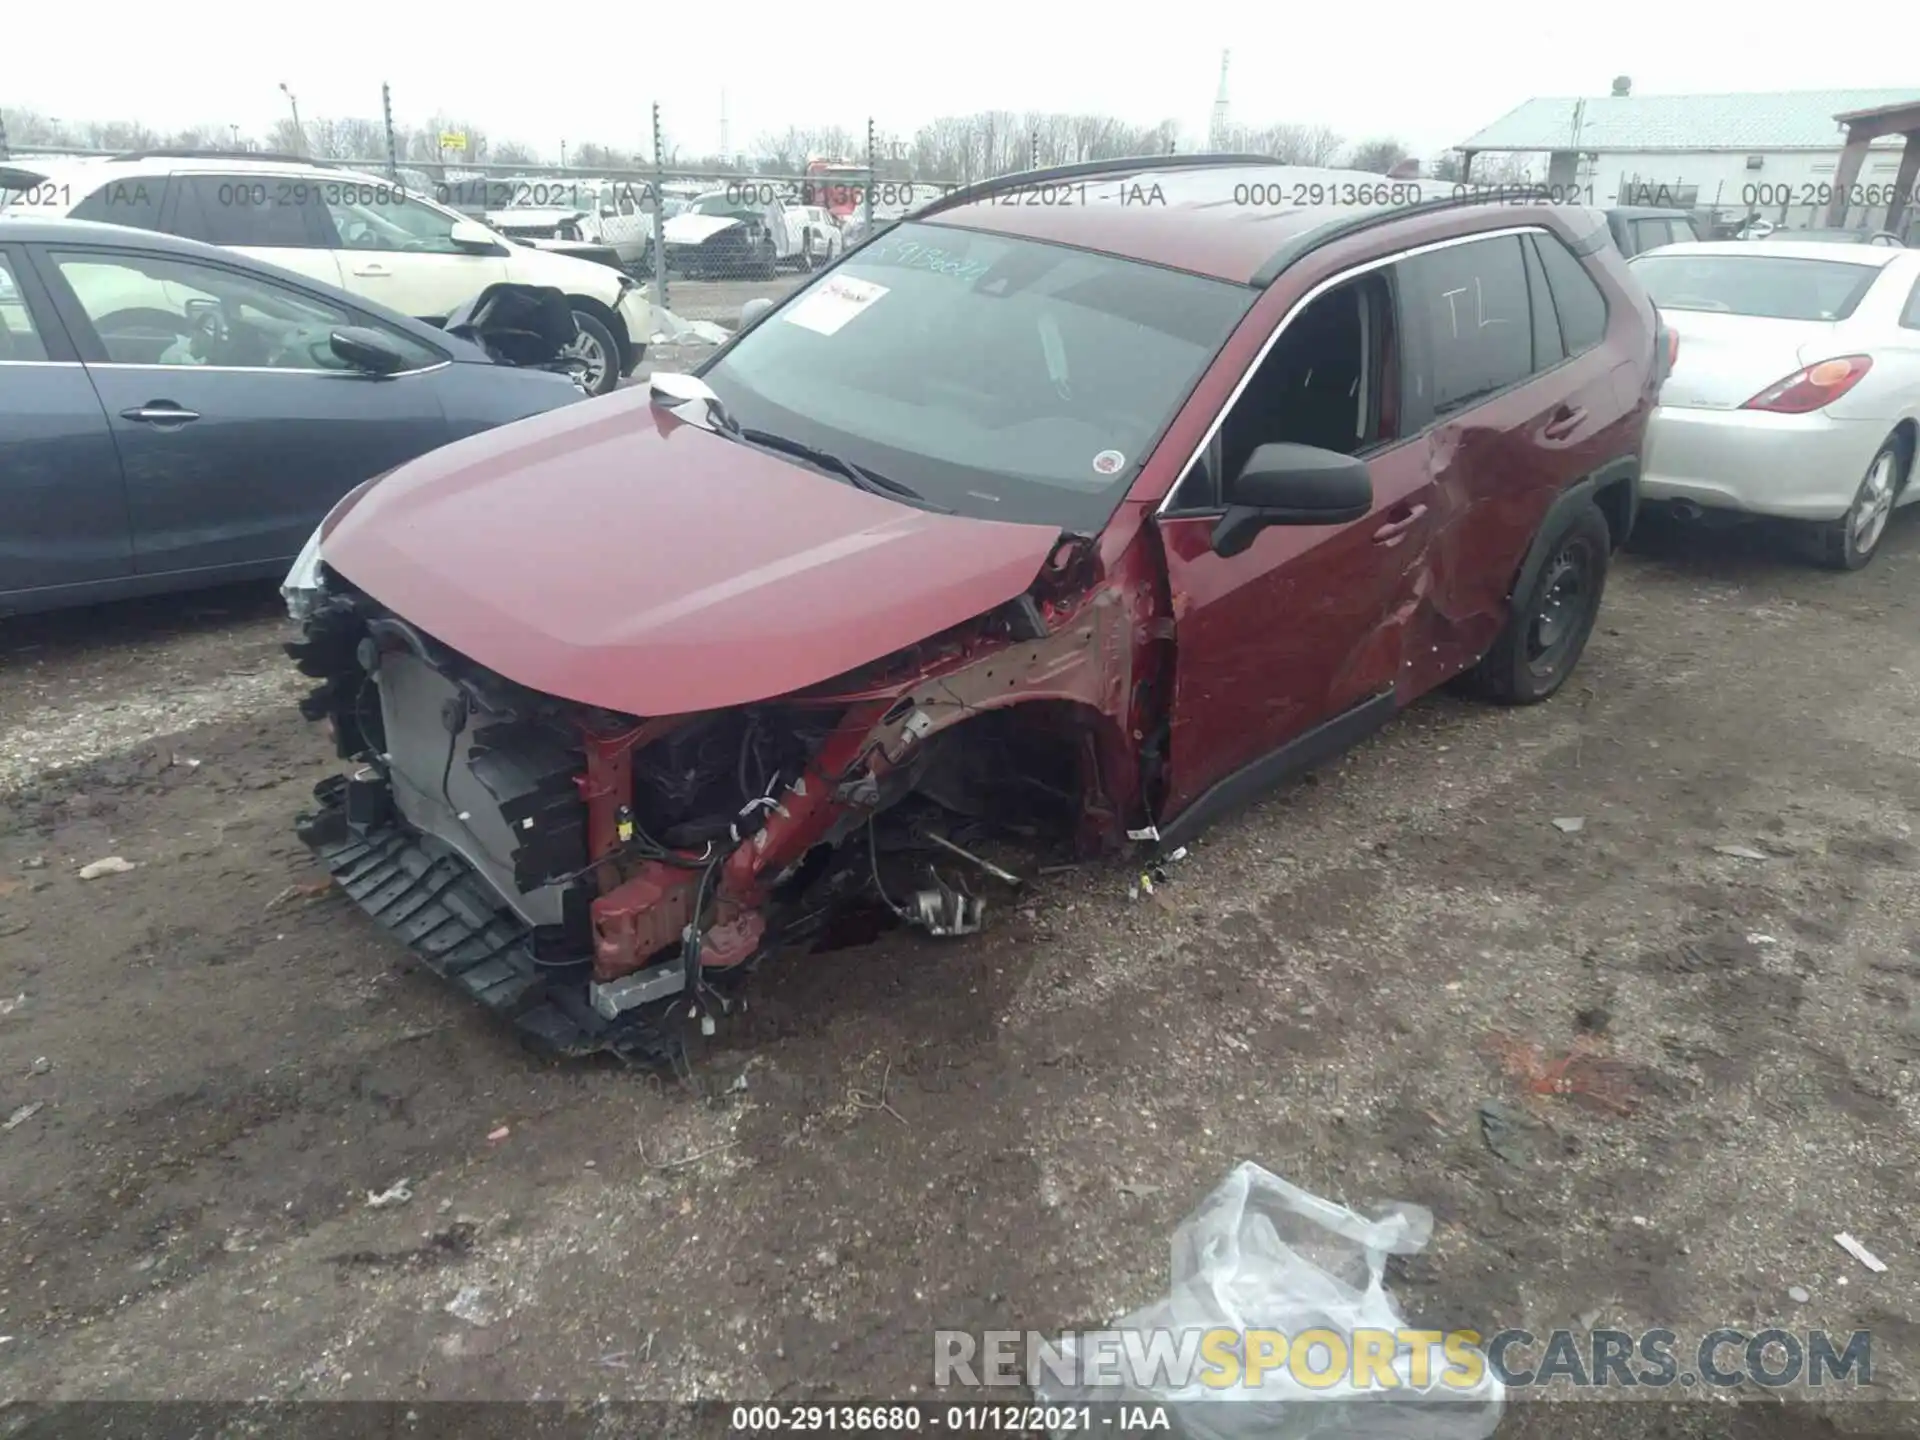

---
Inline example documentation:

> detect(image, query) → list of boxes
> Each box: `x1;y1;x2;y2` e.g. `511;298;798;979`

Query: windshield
699;222;1254;528
1631;253;1881;321
691;193;760;220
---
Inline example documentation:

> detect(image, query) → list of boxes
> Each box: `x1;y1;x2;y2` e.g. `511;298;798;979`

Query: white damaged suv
0;150;656;395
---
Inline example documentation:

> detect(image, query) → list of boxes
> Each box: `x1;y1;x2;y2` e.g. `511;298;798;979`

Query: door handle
1371;503;1428;545
1543;405;1587;440
352;263;389;277
120;404;200;426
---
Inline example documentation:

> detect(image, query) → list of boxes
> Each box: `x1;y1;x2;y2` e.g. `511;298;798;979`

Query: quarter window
1533;233;1609;355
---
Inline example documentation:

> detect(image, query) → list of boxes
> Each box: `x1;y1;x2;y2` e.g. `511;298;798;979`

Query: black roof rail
911;152;1294;220
111;148;334;167
1249;183;1591;285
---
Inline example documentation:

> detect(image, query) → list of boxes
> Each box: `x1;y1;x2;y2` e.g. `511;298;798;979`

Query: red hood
320;386;1060;716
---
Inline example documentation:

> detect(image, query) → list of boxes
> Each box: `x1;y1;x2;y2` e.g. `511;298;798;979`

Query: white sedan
1631;240;1920;569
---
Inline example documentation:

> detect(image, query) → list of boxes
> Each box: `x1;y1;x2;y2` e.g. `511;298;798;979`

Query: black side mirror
1210;443;1374;558
330;326;410;376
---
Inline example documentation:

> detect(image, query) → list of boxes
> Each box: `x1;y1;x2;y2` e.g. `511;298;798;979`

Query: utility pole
719;88;730;165
0;112;9;161
278;83;306;155
1030;131;1040;169
381;83;400;181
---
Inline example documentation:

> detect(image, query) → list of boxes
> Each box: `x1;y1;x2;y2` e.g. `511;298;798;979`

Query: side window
1534;233;1609;356
0;254;49;362
70;178;167;232
1673;218;1702;244
1169;271;1399;510
49;249;442;371
1396;235;1533;418
1901;276;1920;330
169;175;329;248
1521;236;1564;371
1629;220;1662;254
618;193;636;216
325;191;465;253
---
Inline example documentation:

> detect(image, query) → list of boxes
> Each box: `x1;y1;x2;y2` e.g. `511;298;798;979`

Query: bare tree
1428;152;1465;182
1469;152;1537;184
1226;122;1345;166
1346;137;1411;174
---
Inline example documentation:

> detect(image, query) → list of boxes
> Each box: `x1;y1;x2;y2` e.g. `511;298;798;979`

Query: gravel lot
4;510;1920;1437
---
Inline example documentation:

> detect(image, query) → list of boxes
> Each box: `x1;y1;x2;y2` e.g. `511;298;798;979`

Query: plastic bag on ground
1034;1161;1504;1439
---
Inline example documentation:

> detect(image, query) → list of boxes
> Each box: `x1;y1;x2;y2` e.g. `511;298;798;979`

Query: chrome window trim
71;359;453;378
1154;223;1552;518
0;359;83;368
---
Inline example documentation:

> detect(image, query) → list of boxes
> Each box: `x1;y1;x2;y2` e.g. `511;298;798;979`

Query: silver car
1631;240;1920;569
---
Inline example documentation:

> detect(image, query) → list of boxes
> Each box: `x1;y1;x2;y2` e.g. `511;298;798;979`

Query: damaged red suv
284;159;1661;1063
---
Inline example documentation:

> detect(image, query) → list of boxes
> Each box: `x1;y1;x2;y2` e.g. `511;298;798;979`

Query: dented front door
1153;429;1436;825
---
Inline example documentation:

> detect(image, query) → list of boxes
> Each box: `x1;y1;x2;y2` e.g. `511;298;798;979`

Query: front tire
1807;439;1903;571
565;310;621;397
1463;503;1611;705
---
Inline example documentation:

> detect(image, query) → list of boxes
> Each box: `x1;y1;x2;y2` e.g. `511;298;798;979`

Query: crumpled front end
286;536;1144;1064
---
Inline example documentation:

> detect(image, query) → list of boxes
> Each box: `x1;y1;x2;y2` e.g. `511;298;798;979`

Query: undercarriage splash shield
298;776;682;1066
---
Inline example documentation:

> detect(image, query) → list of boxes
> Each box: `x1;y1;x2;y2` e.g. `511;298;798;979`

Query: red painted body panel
319;386;1063;718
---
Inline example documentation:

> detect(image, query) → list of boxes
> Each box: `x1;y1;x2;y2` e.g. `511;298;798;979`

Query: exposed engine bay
286;533;1140;1067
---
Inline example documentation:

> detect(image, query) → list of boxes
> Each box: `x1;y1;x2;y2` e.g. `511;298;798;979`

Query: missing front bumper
297;774;686;1066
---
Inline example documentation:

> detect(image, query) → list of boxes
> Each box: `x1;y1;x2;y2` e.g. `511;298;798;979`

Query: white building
1457;86;1920;235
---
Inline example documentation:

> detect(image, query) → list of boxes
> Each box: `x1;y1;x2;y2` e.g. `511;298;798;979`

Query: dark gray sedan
1;218;587;616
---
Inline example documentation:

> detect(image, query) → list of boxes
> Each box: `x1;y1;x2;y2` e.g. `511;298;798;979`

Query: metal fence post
651;103;669;315
864;118;876;232
380;84;400;183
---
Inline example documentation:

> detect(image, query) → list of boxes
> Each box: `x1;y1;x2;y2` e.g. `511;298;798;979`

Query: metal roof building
1459;89;1920;155
1456;86;1920;237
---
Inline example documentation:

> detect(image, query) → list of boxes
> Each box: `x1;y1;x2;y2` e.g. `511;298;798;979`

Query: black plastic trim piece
298;778;682;1067
1154;688;1399;853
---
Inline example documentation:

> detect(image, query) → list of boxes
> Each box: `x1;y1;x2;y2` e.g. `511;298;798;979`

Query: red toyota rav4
284;158;1662;1063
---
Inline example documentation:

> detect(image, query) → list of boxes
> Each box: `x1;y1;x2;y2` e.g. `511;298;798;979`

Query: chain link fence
3;108;973;338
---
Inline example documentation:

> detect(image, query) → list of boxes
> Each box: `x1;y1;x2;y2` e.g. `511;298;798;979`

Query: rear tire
1462;502;1611;705
1806;438;1903;571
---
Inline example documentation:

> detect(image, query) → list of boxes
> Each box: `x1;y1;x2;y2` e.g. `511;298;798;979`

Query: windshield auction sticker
783;276;889;336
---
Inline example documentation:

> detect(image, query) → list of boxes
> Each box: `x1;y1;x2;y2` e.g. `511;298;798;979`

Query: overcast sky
12;1;1918;161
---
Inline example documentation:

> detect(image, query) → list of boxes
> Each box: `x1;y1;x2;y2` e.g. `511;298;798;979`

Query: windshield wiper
736;427;951;512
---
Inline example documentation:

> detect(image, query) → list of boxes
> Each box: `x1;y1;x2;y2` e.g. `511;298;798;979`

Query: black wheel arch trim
1510;458;1637;611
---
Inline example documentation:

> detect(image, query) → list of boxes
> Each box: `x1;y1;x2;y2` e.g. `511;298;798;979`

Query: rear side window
1631;219;1669;254
1396;234;1534;416
169;175;331;248
1631;253;1882;321
1901;276;1920;330
70;178;167;232
1534;234;1608;355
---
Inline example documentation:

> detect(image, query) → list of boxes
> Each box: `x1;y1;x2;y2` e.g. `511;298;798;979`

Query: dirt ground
5;511;1920;1438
